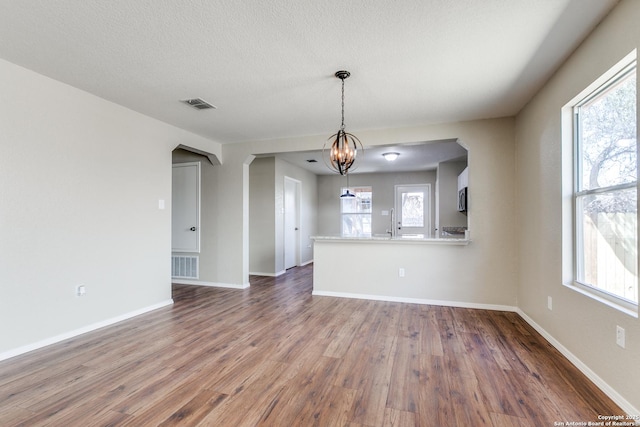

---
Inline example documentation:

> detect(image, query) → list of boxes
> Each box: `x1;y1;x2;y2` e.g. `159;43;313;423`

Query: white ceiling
0;0;618;146
262;139;467;175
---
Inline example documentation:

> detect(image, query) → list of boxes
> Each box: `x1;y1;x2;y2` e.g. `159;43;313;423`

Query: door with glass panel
395;184;431;238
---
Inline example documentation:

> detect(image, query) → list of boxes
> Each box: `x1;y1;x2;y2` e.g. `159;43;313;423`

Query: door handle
190;227;196;231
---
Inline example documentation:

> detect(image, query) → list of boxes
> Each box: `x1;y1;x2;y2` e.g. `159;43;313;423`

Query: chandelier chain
340;77;345;131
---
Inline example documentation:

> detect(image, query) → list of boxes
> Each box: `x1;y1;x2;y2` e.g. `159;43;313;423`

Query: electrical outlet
547;296;553;311
398;268;405;278
76;285;86;297
616;325;625;348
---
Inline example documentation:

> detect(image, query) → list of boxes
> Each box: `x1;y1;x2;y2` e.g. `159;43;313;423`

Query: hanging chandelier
323;70;363;176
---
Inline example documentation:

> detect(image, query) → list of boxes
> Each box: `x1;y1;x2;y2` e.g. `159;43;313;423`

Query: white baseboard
172;279;249;289
249;270;286;277
250;262;313;277
0;299;174;362
311;290;517;312
516;309;639;418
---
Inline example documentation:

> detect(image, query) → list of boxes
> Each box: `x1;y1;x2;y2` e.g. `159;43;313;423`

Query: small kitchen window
341;186;372;237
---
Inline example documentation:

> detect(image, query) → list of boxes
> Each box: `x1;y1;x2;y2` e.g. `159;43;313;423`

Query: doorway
284;177;301;270
395;184;431;238
172;162;201;253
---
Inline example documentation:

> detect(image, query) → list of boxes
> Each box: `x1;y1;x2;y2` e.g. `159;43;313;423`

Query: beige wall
310;118;517;308
317;170;437;236
249;157;318;276
3;0;637;412
437;160;468;235
515;0;640;412
217;117;517;305
0;58;220;356
249;157;277;275
274;158;317;271
172;149;220;282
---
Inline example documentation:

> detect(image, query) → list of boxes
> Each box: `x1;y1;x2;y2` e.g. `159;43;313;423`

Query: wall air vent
181;98;217;110
172;255;199;279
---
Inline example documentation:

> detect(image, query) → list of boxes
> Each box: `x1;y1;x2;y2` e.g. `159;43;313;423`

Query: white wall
0;59;220;356
515;0;640;412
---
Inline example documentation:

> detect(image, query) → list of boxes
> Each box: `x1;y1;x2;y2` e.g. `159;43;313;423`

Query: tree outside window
574;64;637;304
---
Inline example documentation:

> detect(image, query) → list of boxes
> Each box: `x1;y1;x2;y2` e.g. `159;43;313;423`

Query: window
341;186;372;237
401;191;424;227
572;59;637;308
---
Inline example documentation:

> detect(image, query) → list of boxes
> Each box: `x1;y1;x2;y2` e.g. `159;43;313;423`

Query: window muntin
574;63;638;305
341;186;372;237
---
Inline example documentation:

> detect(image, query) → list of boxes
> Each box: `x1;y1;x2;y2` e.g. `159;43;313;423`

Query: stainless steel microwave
458;187;467;212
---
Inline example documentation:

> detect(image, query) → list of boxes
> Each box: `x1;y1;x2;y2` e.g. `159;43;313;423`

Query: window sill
563;281;638;318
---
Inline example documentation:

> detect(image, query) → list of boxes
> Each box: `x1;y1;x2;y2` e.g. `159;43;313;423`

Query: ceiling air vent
306;159;318;163
181;98;217;110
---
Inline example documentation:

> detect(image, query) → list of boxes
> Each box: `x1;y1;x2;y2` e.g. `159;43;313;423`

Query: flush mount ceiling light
383;152;400;161
323;70;363;176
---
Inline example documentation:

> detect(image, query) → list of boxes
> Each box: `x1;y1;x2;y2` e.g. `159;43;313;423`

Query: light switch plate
616;325;625;348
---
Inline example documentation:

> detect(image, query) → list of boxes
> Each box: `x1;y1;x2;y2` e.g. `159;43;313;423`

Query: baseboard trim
311;290;517;312
300;260;314;267
516;309;639;418
172;279;249;289
0;299;174;362
249;270;286;277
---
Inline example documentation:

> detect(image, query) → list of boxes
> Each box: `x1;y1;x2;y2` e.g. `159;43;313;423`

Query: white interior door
172;162;200;252
395;184;431;238
284;177;299;269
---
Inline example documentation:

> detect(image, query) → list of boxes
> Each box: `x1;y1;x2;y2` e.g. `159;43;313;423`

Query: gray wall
249;157;317;276
318;171;438;236
274;158;318;271
249;157;277;275
437;160;468;235
172;149;220;282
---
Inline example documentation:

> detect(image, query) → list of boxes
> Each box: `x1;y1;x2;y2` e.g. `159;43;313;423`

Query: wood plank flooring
0;264;623;426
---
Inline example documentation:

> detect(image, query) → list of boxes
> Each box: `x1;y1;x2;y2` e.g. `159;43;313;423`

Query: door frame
283;176;301;270
172;161;201;253
394;183;431;238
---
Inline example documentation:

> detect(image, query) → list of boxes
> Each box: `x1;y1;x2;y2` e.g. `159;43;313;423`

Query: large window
341;186;372;237
572;60;638;307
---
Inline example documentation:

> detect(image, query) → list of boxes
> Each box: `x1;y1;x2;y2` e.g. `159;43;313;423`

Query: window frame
340;186;372;238
566;55;638;315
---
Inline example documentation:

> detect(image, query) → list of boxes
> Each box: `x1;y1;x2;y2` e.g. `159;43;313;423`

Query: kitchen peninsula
309;234;509;311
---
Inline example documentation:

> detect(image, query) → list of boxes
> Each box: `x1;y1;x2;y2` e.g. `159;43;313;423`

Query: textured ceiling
262;140;467;175
0;0;618;144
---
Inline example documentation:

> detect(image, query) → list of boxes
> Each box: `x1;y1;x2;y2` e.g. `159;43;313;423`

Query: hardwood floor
0;264;623;426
